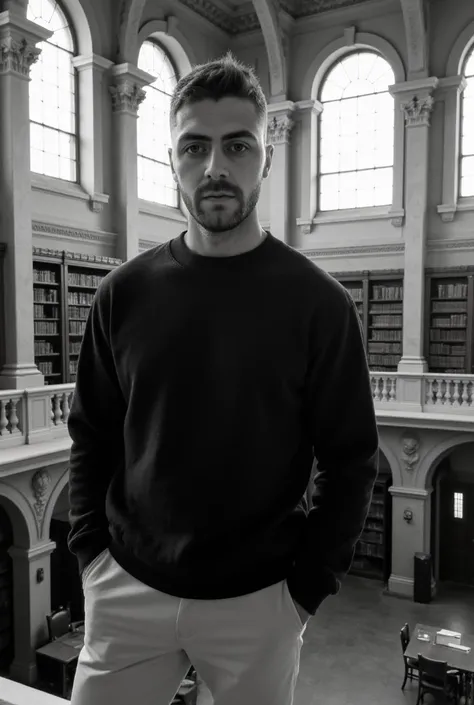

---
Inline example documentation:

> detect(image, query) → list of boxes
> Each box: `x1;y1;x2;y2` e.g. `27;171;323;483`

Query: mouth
202;193;235;199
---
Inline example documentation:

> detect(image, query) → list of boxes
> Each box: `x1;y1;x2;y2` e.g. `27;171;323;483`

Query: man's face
169;97;273;233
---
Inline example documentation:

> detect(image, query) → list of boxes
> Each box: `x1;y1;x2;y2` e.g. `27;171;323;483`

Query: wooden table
36;629;85;698
405;623;474;702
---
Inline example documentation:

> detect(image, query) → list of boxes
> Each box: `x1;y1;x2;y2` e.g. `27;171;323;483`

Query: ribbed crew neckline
169;230;273;271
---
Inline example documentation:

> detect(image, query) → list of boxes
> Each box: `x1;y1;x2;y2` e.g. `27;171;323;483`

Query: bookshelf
334;271;404;370
425;270;474;374
33;248;122;384
350;473;392;582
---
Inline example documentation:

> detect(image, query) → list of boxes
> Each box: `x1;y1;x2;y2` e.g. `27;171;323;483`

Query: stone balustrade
0;374;472;450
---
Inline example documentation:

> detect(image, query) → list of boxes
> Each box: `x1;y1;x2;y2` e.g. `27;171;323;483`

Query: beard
179;181;262;234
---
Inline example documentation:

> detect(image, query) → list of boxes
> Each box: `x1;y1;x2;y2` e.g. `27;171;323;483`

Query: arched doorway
0;506;13;672
431;442;474;587
50;485;83;621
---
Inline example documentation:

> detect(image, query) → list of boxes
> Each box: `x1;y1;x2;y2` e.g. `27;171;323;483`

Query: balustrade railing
0;373;473;451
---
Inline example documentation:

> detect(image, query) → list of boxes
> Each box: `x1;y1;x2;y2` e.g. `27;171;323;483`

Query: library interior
0;0;474;703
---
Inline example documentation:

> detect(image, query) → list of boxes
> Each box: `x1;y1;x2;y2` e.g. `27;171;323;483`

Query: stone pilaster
387;486;433;600
294;99;323;236
266;101;295;244
0;10;52;390
389;78;438;380
435;76;468;222
8;541;56;684
72;54;114;212
109;63;155;262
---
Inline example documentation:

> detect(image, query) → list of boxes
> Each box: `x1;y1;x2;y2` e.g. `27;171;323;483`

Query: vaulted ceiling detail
177;0;374;35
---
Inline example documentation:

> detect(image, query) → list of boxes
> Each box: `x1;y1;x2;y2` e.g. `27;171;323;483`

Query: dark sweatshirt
67;231;379;616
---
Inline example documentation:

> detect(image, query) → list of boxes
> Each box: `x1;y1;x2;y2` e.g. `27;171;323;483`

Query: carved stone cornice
32;220;118;252
33;245;122;266
301;242;405;259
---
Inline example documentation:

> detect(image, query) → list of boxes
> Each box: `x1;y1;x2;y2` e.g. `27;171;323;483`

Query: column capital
0;10;52;79
389;76;439;127
267;102;295;145
109;62;155;115
72;52;114;74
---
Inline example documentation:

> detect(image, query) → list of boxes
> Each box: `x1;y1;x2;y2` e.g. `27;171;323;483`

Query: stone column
390;78;438;378
8;541;56;684
72;53;114;213
109;63;154;262
0;10;51;390
267;101;295;244
388;486;433;600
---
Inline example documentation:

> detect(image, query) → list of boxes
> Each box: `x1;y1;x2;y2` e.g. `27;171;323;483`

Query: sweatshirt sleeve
286;288;379;616
67;276;126;575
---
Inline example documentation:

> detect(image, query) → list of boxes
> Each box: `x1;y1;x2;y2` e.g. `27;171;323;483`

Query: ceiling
177;0;374;34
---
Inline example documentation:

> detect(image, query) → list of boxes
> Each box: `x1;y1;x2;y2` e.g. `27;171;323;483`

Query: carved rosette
31;468;51;525
267;115;294;145
401;95;434;127
109;81;146;114
0;36;41;77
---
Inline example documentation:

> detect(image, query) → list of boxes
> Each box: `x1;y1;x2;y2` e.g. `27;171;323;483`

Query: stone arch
378;436;401;486
446;19;474;76
301;32;406;101
252;0;286;99
117;0;147;63
51;0;94;56
137;19;195;76
42;465;70;540
419;433;474;491
0;483;37;548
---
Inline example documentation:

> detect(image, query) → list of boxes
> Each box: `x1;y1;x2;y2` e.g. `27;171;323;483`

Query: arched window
137;40;178;207
461;47;474;197
27;0;77;182
319;51;395;211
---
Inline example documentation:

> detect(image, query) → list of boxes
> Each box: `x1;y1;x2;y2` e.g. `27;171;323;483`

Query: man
67;51;379;705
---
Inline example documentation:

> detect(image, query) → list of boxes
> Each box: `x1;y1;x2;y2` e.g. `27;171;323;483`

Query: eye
229;142;249;154
184;144;206;155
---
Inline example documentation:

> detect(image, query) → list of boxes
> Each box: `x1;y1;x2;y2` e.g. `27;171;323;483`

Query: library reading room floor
23;575;474;703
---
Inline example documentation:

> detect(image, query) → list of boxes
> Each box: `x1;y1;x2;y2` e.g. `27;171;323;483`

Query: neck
185;212;266;258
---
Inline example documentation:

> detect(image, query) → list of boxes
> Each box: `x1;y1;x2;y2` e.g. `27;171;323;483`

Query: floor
23;575;474;703
194;575;474;705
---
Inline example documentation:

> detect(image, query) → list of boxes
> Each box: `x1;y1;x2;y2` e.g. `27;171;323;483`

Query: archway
430;441;474;588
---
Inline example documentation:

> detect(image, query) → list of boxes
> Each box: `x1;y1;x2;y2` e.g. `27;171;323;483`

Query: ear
262;144;273;179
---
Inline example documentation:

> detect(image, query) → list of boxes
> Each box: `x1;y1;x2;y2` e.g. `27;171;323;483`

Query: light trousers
70;547;306;705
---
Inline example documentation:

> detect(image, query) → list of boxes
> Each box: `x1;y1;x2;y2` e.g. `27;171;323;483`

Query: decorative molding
32;220;117;250
32;245;122;266
401;435;420;473
301;206;405;228
401;94;434;127
427;238;474;253
0;36;40;76
109;81;146;113
31;468;51;529
267;114;294;144
139;239;160;252
300;242;405;259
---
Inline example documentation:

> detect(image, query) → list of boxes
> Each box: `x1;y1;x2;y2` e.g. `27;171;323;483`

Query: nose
204;147;229;181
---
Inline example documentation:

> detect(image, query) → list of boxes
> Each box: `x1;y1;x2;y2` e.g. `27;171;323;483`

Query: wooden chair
400;623;419;689
46;604;84;642
416;654;460;705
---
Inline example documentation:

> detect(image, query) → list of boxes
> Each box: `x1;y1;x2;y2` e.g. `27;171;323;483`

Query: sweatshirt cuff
286;566;340;616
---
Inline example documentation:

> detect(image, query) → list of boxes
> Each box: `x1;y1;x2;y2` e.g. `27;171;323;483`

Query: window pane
27;0;76;181
454;492;463;520
137;41;178;207
319;51;394;211
461;174;474;197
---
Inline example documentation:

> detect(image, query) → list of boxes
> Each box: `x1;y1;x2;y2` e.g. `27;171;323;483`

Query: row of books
430;329;466;341
368;342;401;354
35;321;58;335
68;273;105;288
370;315;402;327
34;305;59;319
436;283;468;298
429;356;465;368
370;330;402;341
34;289;58;303
432;315;467;327
369;354;400;367
34;270;58;284
432;300;467;313
372;285;403;300
35;341;55;355
430;344;466;355
68;292;95;305
68;306;90;320
69;321;87;335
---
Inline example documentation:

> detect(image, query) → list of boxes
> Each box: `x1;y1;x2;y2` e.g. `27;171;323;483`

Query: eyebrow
177;129;257;145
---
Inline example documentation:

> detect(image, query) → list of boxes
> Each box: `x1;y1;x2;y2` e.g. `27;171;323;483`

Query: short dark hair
169;51;267;131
